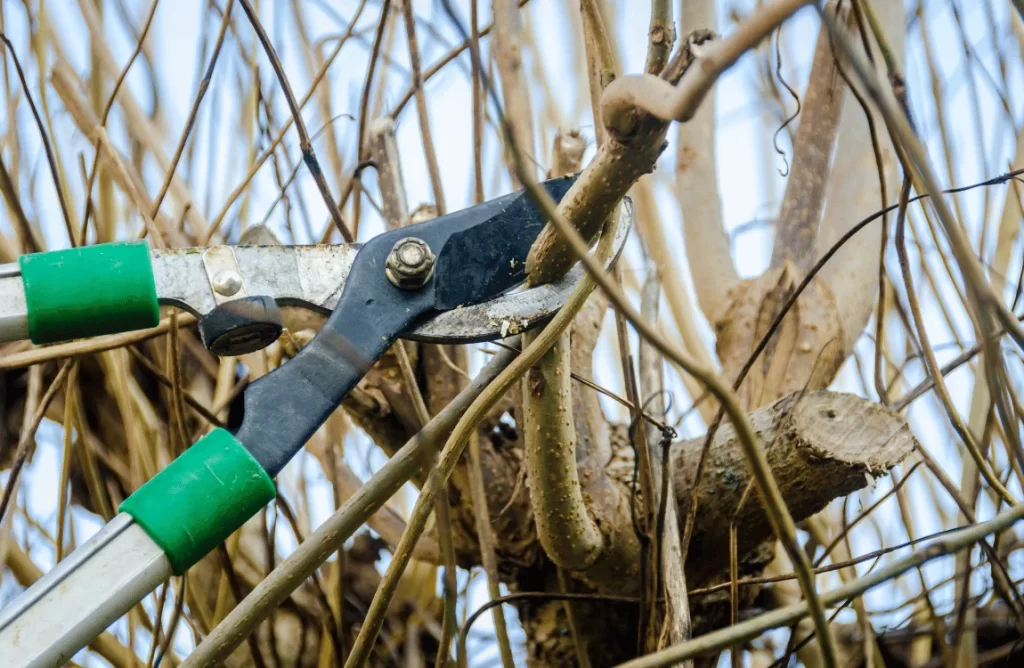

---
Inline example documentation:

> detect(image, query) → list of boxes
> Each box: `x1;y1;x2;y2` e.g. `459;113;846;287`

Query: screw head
212;269;243;297
385;237;435;290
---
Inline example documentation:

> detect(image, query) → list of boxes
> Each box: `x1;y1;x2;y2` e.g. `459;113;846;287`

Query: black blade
235;175;576;476
431;175;574;310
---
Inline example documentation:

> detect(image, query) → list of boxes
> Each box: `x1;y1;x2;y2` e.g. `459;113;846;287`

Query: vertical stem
638;274;691;656
645;0;675;74
400;1;447;213
89;0;115;242
470;0;485;204
464;431;516;668
492;0;537;182
770;5;848;270
393;342;457;667
580;0;617;147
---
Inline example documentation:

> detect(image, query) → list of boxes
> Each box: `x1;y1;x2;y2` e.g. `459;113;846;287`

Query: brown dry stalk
50;61;177;246
400;2;447;214
465;430;516;668
367;118;409;229
619;501;1024;668
71;0;209;234
0;314;198;370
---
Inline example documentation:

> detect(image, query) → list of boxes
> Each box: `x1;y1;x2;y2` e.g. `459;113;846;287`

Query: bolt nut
385;237;435;290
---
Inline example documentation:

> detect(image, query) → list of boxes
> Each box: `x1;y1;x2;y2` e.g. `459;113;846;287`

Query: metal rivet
212;270;243;297
385;237;435;290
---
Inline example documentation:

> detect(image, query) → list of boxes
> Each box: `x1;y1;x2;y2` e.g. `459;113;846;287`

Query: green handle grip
120;429;276;574
19;242;159;344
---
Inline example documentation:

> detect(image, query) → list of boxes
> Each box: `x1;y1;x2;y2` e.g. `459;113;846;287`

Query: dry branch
523;328;603;569
524;29;704;286
367;117;409;230
599;0;813;129
71;0;210;236
817;0;905;351
677;0;735;324
770;5;848;271
638;274;691;654
673;390;914;585
492;0;537;184
618;500;1024;668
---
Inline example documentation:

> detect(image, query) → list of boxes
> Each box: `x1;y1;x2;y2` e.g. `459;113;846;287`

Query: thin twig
238;0;352;241
400;1;446;213
0;32;74;242
615;502;1024;668
150;0;233;230
0;360;74;523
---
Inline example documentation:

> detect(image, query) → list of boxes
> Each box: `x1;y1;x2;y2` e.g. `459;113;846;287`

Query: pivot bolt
385;237;435;290
212;269;243;297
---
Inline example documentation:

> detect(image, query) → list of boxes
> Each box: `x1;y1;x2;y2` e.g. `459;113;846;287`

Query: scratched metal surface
151;198;632;344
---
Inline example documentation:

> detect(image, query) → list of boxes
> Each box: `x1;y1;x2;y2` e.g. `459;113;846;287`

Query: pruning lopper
0;175;632;666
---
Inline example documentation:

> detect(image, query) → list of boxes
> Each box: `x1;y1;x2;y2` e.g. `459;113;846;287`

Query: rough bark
515;389;913;665
526;31;709;285
714;265;847;411
672;391;914;585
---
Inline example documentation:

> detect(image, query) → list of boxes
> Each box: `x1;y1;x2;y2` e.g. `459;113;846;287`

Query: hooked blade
431;175;574;310
234;174;579;476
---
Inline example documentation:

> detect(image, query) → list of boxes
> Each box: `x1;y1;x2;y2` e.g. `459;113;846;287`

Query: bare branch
368;117;409;229
238;0;352;241
525;31;702;286
579;0;618;148
601;0;813;130
677;0;736;324
620;500;1024;668
818;0;905;350
493;0;536;184
770;5;849;271
523;329;603;569
645;0;675;75
72;0;210;235
638;274;691;655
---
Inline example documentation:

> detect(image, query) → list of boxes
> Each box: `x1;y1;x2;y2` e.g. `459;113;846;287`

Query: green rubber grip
19;242;159;344
120;429;276;574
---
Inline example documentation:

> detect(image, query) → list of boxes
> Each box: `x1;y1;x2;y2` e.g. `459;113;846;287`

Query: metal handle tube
0;263;29;342
0;514;172;667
